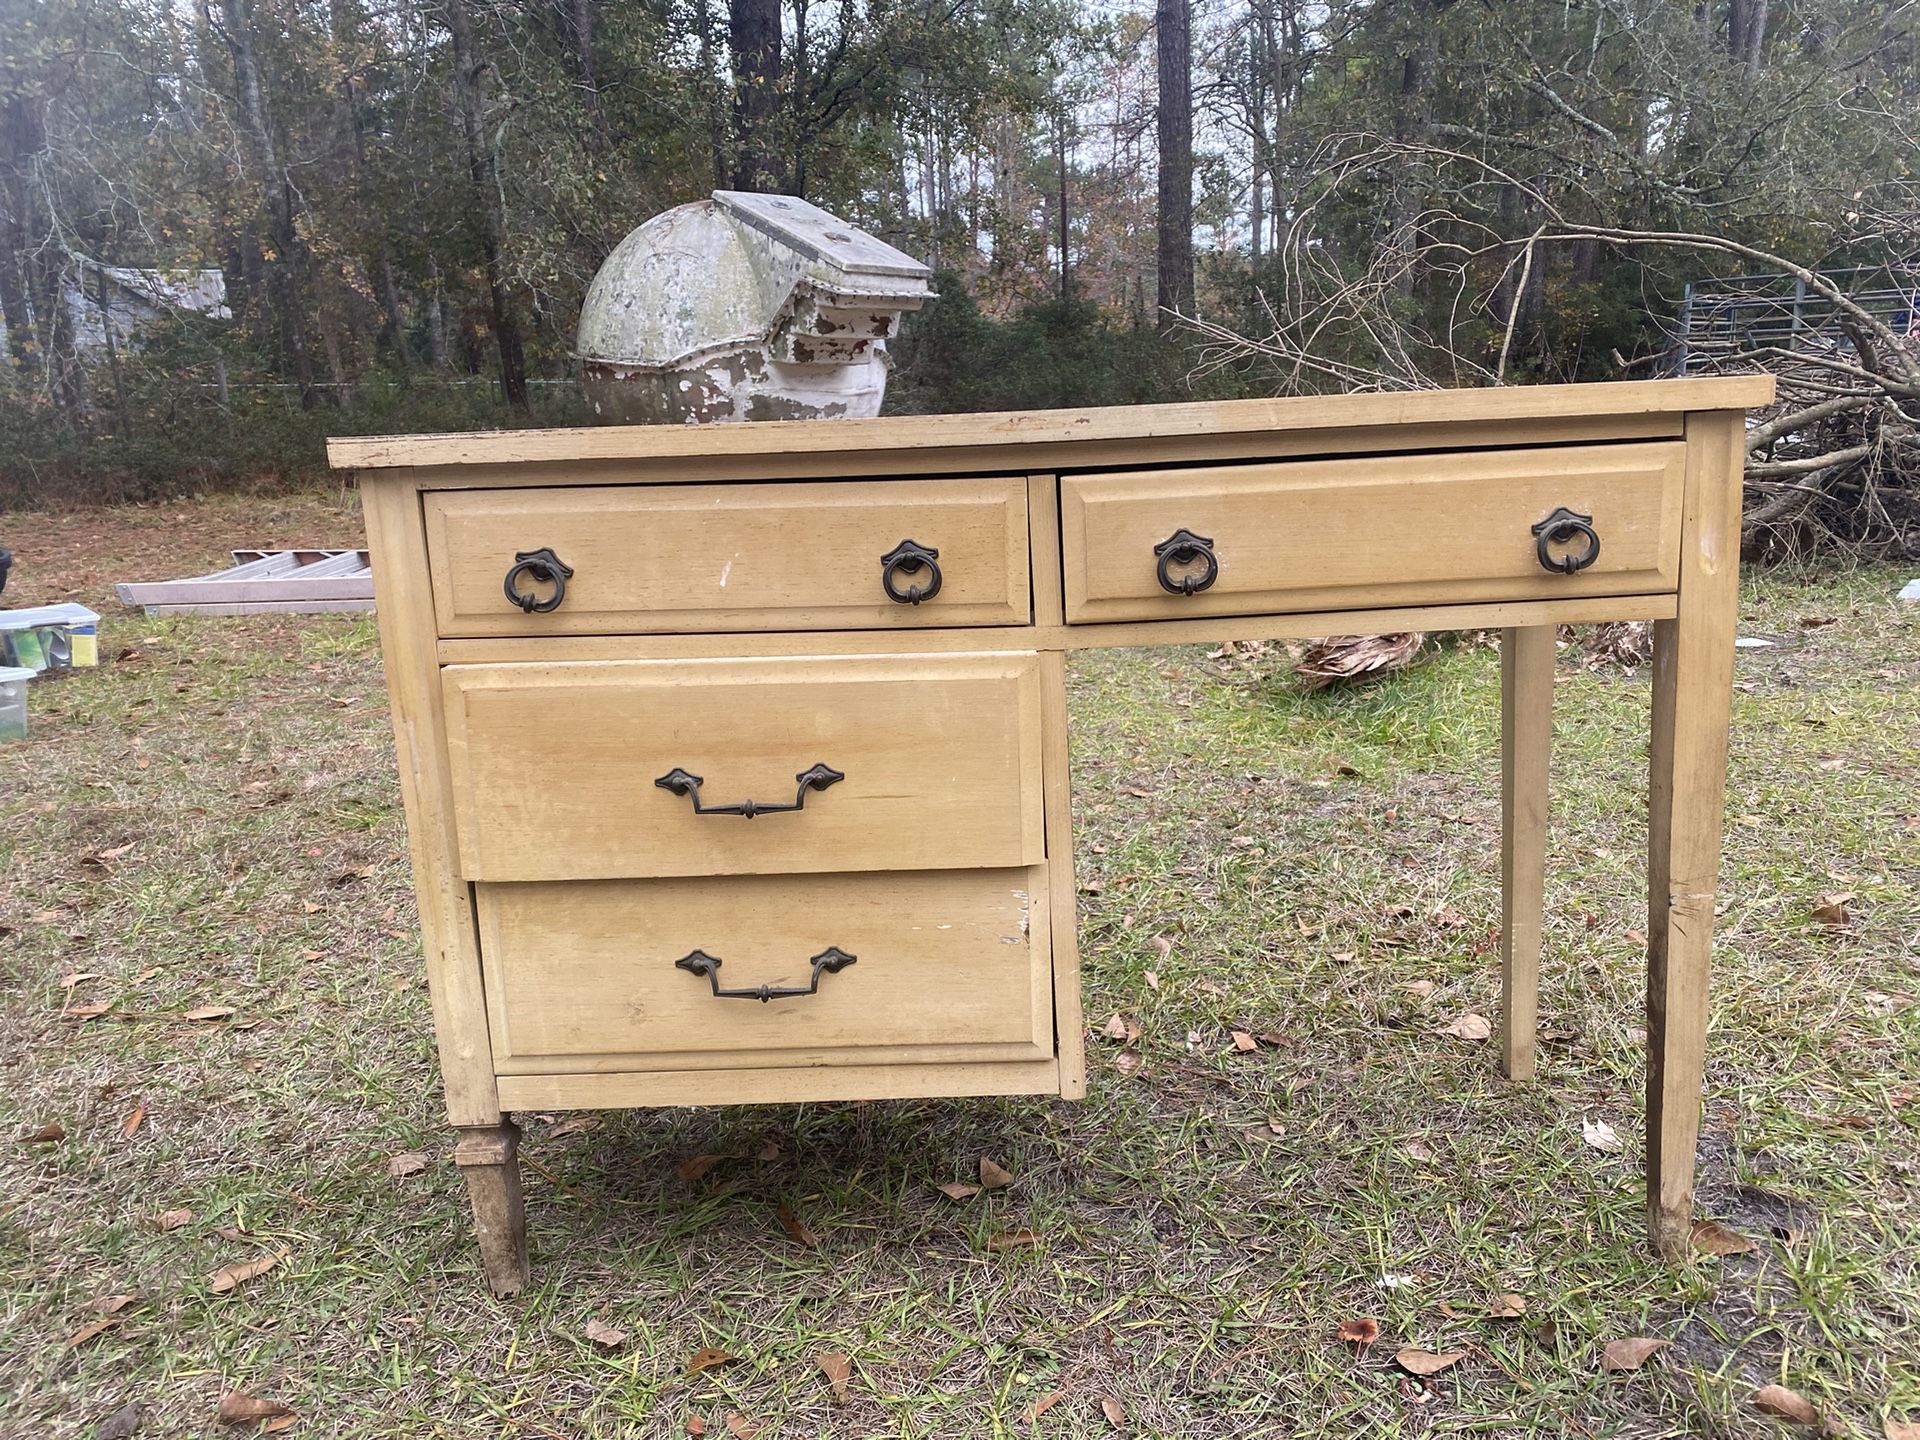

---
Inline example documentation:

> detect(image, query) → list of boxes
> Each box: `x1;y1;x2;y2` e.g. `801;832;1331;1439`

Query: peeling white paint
575;191;931;426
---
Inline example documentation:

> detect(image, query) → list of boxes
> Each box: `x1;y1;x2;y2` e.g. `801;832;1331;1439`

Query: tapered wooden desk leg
1646;412;1742;1259
454;1121;529;1295
1500;626;1554;1082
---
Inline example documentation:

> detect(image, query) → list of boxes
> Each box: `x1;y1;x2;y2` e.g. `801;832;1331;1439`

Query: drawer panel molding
425;477;1031;635
441;652;1048;881
476;868;1054;1073
1060;441;1687;623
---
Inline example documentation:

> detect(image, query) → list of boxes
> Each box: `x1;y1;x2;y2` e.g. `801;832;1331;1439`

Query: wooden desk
330;375;1774;1293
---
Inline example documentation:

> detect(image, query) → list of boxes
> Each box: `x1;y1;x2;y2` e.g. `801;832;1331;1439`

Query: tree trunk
1247;6;1267;263
331;0;411;372
0;98;42;385
1055;109;1071;299
425;256;449;372
727;0;783;191
1728;0;1768;69
1387;0;1454;298
564;0;608;152
442;0;528;408
218;0;318;407
93;264;131;430
1155;0;1193;327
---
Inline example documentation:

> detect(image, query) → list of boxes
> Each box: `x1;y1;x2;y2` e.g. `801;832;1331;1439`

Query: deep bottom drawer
476;868;1054;1073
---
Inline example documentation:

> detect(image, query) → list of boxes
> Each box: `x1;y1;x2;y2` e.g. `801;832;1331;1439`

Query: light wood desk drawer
441;652;1047;882
1060;441;1687;623
476;869;1054;1073
424;478;1030;636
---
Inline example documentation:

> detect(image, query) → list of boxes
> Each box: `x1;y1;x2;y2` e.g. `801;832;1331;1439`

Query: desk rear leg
1500;626;1554;1082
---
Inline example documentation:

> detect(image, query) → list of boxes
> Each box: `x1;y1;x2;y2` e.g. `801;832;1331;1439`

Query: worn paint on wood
574;192;932;425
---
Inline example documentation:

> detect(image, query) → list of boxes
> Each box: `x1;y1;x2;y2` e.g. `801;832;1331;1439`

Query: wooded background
1;0;1915;551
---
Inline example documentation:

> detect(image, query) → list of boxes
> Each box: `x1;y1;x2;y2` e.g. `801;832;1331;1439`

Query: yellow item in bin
0;602;100;672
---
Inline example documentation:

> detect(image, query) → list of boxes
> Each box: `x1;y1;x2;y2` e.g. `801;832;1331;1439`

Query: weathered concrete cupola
575;190;932;425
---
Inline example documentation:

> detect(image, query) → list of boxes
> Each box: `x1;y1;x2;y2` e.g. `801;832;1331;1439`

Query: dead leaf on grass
150;1208;194;1232
88;1293;139;1316
1600;1337;1670;1372
1395;1347;1464;1376
63;1003;113;1021
547;1115;598;1140
1100;1395;1125;1426
1582;1117;1626;1153
1753;1384;1820;1425
724;1413;757;1438
584;1317;628;1350
216;1392;293;1427
207;1247;288;1294
1143;970;1161;990
815;1351;851;1398
776;1200;818;1248
979;1157;1014;1189
1811;893;1853;926
1440;1013;1491;1042
386;1152;429;1179
1691;1220;1758;1256
1101;1013;1130;1040
1026;1388;1066;1421
676;1153;726;1182
1401;980;1436;999
684;1347;736;1378
64;1318;121;1348
937;1181;982;1201
1884;1419;1920;1440
1487;1293;1528;1318
1149;935;1172;958
182;1005;236;1023
1230;1030;1258;1052
120;1106;145;1139
986;1228;1040;1252
1113;1049;1142;1075
685;1418;705;1438
22;1122;65;1144
1336;1317;1380;1347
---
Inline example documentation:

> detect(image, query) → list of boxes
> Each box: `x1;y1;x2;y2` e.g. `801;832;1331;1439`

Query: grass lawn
2;493;1916;1439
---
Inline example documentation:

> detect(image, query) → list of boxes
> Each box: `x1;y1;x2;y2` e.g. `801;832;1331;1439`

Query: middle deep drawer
440;652;1048;881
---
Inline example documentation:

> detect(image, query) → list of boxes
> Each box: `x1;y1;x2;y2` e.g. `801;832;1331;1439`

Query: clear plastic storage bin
0;665;30;741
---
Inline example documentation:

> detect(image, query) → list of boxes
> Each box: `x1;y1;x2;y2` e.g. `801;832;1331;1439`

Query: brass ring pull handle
1531;508;1601;574
503;547;573;612
675;946;857;1003
881;539;942;604
654;762;844;818
1155;528;1219;595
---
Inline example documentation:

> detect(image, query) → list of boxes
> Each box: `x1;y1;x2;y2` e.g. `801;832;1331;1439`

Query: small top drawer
424;477;1030;636
1059;441;1686;624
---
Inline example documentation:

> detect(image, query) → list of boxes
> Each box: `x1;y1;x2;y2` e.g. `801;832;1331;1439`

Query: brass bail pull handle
1532;508;1601;574
503;547;573;612
675;947;857;1003
881;539;943;604
654;762;845;818
1154;528;1219;595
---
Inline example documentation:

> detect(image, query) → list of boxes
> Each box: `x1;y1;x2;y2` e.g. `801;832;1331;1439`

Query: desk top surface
329;375;1773;474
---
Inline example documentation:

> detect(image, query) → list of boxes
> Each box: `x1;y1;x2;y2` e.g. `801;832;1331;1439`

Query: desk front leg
1500;626;1554;1081
1645;412;1742;1259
